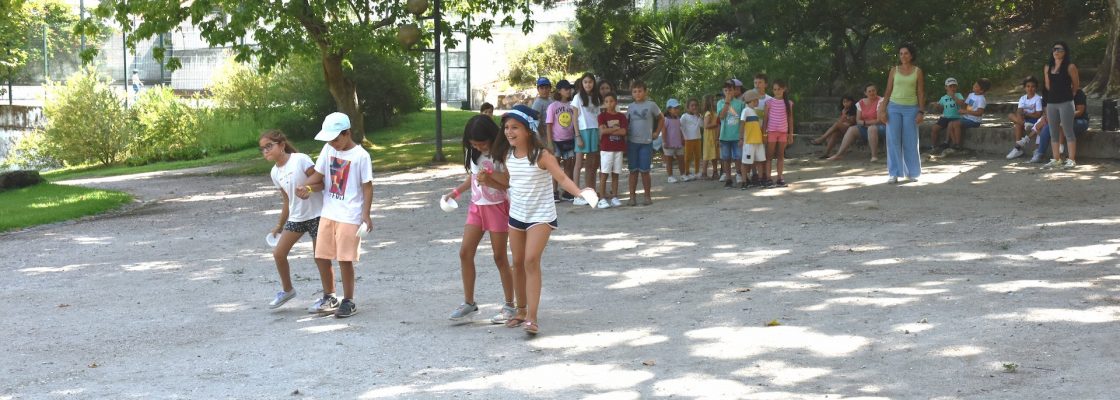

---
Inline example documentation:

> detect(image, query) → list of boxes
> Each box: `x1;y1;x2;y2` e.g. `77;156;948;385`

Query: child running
445;115;517;323
296;112;374;318
492;105;590;335
597;92;627;208
701;95;720;180
764;80;794;187
260;129;328;309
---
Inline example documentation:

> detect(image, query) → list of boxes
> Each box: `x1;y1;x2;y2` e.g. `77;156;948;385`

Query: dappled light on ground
359;363;654;399
732;360;831;386
529;328;669;355
988;306;1120;323
604;267;703;289
687;326;870;358
165;189;273;203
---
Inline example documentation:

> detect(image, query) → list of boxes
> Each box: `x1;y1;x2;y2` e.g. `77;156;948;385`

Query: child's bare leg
523;224;553;325
868;125;881;159
828;127;859;160
573;154;583;190
489;231;514;305
459;224;486;304
598;173;608;198
314;257;335;296
508;229;528;319
765;141;776;180
339;261;355;300
272;230;304;292
929;124;942;148
676;155;686;177
1009;114;1024;141
665;155;674;177
610;173;620;198
641;172;652;199
949;121;961;145
776;142;788;179
563;157;576;183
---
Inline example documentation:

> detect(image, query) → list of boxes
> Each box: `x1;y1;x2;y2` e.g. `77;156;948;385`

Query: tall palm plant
632;22;699;93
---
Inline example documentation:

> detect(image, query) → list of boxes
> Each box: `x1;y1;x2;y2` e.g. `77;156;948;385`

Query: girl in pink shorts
765;79;794;187
444;115;517;324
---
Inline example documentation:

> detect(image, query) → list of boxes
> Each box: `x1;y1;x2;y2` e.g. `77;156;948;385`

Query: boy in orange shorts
298;112;374;318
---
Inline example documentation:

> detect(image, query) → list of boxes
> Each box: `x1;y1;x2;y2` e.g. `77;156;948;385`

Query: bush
130;86;201;162
4;130;61;170
0;170;43;190
41;67;132;166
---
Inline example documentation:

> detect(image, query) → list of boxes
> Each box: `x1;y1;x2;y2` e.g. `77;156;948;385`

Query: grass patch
0;183;132;232
45;109;480;180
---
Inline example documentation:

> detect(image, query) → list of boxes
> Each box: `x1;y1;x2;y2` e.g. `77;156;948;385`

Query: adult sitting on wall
827;83;885;162
1041;41;1081;169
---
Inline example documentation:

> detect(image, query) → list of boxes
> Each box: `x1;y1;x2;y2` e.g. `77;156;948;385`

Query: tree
0;0;31;75
87;0;538;144
1086;0;1120;97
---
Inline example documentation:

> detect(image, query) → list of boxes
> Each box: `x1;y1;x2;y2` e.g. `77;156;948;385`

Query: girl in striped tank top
492;104;589;335
764;80;794;187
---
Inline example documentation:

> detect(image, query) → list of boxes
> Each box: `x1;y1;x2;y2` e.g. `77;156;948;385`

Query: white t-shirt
470;154;507;206
1018;94;1043;116
680;113;702;141
571;94;601;131
963;93;986;123
271;153;323;223
315;144;374;225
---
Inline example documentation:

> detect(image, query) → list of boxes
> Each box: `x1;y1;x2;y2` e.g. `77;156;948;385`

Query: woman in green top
879;44;926;184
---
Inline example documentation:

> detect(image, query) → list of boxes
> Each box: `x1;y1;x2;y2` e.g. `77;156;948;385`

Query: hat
666;98;681;109
315;112;351;141
723;79;736;88
731;78;744;88
944;77;958;86
742;89;763;103
536;77;552;87
502;104;540;133
556;79;574;90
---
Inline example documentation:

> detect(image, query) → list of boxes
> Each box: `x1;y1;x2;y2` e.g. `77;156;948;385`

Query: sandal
523;321;540;335
505;307;526;327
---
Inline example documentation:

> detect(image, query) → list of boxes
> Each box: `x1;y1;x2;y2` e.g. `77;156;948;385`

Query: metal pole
432;0;445;162
465;16;471;111
123;28;128;105
42;22;48;81
80;0;85;53
159;34;165;83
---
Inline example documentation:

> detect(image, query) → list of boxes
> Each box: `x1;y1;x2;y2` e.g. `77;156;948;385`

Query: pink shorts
315;217;361;262
767;131;789;143
467;202;510;232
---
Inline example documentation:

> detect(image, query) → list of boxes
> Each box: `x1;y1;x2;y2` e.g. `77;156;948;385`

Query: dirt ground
2;154;1119;399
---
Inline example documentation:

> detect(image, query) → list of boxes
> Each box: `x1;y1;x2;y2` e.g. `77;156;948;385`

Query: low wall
0;105;44;166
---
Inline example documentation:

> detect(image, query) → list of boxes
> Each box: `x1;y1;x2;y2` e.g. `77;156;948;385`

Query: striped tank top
766;99;791;133
506;150;557;223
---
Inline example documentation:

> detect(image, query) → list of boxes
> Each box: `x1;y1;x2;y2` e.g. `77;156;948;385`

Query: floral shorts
284;217;320;240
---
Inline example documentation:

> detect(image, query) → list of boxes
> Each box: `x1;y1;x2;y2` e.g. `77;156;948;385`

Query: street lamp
399;0;446;162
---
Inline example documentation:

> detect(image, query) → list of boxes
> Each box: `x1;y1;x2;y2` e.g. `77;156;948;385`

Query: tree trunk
1086;0;1120;97
321;51;365;144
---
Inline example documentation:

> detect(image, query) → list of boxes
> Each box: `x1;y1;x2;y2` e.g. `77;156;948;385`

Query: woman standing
1042;41;1081;169
879;44;925;183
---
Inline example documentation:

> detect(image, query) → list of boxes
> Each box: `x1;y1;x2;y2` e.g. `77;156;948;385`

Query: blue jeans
886;102;921;178
627;142;653;172
1034;118;1090;157
719;140;741;160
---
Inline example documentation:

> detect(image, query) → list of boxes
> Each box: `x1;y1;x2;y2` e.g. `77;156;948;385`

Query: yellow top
891;66;919;106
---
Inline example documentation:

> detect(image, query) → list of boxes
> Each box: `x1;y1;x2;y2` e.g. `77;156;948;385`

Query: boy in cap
297;112;374;318
929;77;965;155
662;98;686;183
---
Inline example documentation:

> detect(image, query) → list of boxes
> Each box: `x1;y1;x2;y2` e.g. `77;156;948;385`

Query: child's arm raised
537;150;585;197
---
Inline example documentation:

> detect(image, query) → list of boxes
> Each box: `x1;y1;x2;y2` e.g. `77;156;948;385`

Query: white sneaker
1042;159;1062;169
573;197;589;206
308;294;340;313
1016;136;1030;147
610;197;623;207
718;174;727;182
269;289;297;309
596;199;611;209
1006;147;1023;159
1062;159;1076;169
735;174;743;184
667;176;678;183
1028;153;1044;163
887;177;898;184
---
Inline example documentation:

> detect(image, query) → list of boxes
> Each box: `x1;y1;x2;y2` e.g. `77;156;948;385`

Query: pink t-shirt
470;154;507;206
767;99;793;133
663;117;683;148
546;101;576;141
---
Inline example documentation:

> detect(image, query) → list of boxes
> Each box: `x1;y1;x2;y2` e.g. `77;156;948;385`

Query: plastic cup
265;232;280;247
357;222;369;238
580;188;599;208
440;195;459;212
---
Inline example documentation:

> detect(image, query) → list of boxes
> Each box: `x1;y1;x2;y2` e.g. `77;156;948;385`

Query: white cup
357;222;369;238
265;232;280;247
440;195;459;212
580;188;599;209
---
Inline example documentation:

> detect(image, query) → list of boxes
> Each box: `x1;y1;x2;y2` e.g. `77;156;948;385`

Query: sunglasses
1053;47;1066;52
259;142;276;152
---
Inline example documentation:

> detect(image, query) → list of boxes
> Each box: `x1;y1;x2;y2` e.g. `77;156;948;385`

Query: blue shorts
627;142;653;172
508;217;557;231
576;129;600;153
859;124;886;141
959;118;981;129
719;140;741;161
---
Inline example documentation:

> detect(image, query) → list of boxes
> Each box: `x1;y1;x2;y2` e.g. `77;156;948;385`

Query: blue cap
556;79;574;89
666;98;681;109
536;77;552;87
502;104;541;133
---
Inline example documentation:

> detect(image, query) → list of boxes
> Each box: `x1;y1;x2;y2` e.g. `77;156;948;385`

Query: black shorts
936;117;959;128
508;217;558;231
284;217;320;239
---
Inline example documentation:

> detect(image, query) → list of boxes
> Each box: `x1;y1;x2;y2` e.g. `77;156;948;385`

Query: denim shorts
960;118;981;129
553;140;576;159
719;140;741;161
859;124;886;141
935;117;958;128
627;142;653;172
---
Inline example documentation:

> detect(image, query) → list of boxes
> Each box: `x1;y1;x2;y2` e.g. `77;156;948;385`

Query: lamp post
399;0;447;162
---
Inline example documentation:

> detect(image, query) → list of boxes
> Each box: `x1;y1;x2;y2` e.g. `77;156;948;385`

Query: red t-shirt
598;112;628;152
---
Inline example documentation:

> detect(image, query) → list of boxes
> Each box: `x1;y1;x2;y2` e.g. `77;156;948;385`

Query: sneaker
735;174;743;184
1006;147;1024;159
1028;153;1045;163
596;199;611;209
1042;159;1062;169
1016;136;1031;147
308;294;340;314
573;197;589;206
610;197;623;207
560;192;575;201
490;304;517;324
906;176;918;183
941;147;957;156
667;176;678;184
762;179;775;188
1062;159;1076;169
739;182;749;190
553;191;562;203
887;177;898;184
775;178;788;187
268;289;297;309
718;174;727;182
335;299;357;318
449;302;479;320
